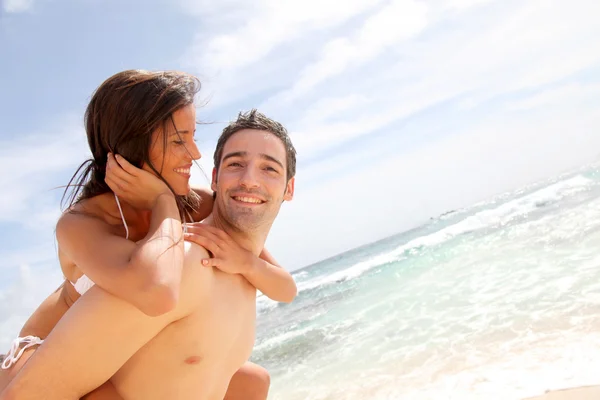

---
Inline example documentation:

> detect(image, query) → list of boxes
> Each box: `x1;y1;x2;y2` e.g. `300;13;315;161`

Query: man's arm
0;244;209;400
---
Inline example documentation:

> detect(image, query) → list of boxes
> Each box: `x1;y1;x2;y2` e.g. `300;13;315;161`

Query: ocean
253;164;600;400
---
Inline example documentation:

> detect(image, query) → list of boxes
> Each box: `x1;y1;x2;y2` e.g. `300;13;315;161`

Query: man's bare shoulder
170;242;216;317
183;241;211;261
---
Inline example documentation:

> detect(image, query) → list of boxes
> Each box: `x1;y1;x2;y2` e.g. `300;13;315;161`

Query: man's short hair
213;109;297;181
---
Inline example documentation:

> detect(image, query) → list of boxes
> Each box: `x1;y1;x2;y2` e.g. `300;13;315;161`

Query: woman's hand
183;223;256;275
105;153;173;210
184;223;297;302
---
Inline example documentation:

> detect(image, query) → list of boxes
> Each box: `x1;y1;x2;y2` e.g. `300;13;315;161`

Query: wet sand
523;385;600;400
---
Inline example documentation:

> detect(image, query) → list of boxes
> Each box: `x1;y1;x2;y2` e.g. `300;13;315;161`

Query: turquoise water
254;164;600;399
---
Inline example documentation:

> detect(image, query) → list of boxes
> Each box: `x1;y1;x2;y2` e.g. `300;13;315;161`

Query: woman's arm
58;193;184;316
246;247;298;303
59;154;185;317
183;224;297;303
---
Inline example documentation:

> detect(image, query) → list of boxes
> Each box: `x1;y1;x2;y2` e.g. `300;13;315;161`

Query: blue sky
1;0;600;345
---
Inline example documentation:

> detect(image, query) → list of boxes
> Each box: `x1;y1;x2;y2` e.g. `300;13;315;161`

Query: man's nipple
184;355;203;365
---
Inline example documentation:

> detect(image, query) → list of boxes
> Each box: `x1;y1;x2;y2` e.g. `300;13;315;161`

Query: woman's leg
224;361;271;400
0;348;123;400
2;350;268;400
0;348;37;392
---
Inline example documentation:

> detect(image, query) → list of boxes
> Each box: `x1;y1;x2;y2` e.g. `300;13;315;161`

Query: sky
0;0;599;344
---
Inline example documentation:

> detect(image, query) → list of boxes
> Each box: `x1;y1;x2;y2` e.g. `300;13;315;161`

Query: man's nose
239;166;259;189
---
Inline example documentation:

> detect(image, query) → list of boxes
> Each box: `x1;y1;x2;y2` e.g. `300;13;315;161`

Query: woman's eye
173;140;185;145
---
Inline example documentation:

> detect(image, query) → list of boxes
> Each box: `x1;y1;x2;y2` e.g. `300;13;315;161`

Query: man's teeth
174;168;190;174
234;196;263;204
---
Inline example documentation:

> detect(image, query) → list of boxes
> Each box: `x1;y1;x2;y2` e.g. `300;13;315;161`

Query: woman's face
145;104;201;195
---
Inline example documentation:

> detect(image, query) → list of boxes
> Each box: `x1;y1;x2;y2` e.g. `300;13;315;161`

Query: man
0;109;296;400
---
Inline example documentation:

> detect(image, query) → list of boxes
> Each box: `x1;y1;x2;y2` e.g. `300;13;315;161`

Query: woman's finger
104;175;124;195
105;170;132;195
107;154;135;182
200;258;223;267
114;154;140;177
185;226;224;248
190;225;230;248
194;225;230;242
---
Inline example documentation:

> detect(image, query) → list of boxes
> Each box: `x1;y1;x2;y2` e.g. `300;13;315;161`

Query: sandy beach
523;385;600;400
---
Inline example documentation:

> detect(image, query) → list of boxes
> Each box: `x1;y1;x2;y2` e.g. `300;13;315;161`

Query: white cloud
251;0;600;157
269;0;429;104
508;82;600;111
433;0;600;100
0;112;88;348
267;88;600;268
2;0;34;13
183;0;385;73
0;264;64;351
442;0;494;9
286;83;461;156
180;0;387;108
0;114;88;223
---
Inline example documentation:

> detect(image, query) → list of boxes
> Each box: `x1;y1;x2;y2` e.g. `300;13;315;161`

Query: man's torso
112;242;257;400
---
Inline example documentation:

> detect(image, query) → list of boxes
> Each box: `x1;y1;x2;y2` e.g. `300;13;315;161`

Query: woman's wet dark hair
62;69;202;220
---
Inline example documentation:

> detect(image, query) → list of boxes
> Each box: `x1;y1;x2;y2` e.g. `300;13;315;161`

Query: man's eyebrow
222;151;247;162
222;152;284;170
260;154;284;170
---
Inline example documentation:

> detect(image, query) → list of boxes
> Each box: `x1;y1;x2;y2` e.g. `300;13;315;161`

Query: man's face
211;128;294;232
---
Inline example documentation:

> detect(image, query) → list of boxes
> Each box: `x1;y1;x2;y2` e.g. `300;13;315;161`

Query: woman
0;69;296;399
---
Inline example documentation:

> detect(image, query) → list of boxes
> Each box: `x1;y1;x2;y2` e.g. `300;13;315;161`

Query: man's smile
230;194;266;205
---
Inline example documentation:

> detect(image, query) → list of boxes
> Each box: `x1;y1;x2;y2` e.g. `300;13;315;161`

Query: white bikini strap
114;194;129;240
1;336;44;370
183;209;193;234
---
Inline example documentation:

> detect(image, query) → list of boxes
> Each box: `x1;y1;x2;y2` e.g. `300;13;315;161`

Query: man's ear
283;177;295;201
211;167;217;193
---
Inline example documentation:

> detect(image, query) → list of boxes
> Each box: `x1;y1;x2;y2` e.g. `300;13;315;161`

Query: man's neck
203;212;268;256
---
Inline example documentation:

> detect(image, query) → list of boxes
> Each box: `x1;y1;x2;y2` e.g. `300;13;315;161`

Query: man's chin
227;215;266;232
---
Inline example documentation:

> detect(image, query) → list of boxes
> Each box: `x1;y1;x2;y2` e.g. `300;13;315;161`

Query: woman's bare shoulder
55;195;122;278
56;195;121;237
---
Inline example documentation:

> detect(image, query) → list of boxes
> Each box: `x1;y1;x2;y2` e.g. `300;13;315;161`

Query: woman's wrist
152;190;176;209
